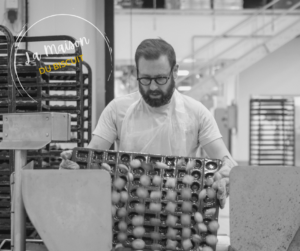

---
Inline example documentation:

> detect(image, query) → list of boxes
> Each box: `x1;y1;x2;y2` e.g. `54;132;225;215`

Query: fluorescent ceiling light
178;70;189;76
183;58;195;63
178;86;192;91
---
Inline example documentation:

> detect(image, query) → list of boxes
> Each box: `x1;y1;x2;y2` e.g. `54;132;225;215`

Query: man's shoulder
109;91;140;112
180;92;207;111
114;91;140;102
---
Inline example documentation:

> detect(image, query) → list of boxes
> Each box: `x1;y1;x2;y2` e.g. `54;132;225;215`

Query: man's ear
173;64;179;79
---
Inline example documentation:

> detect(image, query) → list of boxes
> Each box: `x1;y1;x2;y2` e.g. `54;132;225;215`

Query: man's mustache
148;91;162;96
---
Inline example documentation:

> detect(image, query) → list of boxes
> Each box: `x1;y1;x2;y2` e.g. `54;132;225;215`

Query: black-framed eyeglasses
137;67;174;86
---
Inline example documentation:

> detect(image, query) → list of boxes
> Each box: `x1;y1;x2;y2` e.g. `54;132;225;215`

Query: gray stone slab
229;166;300;251
22;170;112;251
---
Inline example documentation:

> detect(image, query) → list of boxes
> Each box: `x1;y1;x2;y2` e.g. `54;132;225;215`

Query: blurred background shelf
249;96;295;166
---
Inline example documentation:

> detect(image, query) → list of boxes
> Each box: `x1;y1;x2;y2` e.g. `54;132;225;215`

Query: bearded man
61;38;237;209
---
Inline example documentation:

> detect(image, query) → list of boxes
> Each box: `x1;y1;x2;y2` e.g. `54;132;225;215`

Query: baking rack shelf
0;25;93;243
249;97;295;166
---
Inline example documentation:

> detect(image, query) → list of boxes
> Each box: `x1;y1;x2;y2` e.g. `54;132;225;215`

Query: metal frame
0;113;71;251
178;0;300;85
82;61;93;141
0;26;94;245
0;239;43;251
186;0;282;65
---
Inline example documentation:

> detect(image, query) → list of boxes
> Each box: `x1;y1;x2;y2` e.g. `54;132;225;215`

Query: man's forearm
87;135;113;150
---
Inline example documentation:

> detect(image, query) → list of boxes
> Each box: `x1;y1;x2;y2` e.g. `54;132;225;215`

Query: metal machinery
0;112;222;251
0;113;111;251
0;25;92;245
1;116;300;251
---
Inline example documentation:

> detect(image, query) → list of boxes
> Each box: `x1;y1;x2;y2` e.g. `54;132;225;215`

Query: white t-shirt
93;91;222;156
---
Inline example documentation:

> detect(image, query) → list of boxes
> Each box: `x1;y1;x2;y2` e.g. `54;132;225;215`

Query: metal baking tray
72;147;222;251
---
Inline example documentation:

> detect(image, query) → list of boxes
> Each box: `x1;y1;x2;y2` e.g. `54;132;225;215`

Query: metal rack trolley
0;25;93;242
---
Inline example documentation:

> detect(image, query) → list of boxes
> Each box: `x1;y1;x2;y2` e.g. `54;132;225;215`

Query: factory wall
0;1;4;16
0;1;7;27
26;0;105;129
0;0;25;36
2;3;299;163
115;10;300;163
237;36;300;163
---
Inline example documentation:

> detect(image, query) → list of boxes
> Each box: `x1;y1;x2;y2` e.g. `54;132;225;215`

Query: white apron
119;90;196;156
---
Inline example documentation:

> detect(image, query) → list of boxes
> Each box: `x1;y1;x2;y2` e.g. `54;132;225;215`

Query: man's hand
59;150;80;170
212;156;236;209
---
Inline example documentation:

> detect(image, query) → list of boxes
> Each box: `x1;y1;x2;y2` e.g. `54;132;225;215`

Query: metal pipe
25;0;28;51
0;239;43;250
192;35;273;38
13;150;27;251
10;173;15;251
179;1;300;84
179;0;282;65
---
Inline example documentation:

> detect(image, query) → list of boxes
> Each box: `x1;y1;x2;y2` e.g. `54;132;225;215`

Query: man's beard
139;77;175;107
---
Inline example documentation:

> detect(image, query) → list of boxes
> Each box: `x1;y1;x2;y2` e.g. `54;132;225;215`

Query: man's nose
149;79;158;91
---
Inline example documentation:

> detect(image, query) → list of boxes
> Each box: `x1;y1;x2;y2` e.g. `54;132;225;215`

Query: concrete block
21;170;112;251
230;166;300;251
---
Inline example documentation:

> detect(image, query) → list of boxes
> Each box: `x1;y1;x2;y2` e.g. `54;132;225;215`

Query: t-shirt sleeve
92;101;117;144
198;106;222;147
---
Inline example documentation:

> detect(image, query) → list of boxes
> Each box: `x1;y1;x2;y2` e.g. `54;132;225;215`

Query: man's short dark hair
135;38;176;70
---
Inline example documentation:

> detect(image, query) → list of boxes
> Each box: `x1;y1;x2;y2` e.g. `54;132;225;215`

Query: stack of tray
0;25;93;243
72;147;221;251
249;97;295;166
0;25;16;243
0;162;10;242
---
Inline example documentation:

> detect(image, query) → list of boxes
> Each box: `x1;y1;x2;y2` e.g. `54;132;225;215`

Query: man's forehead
137;55;171;75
